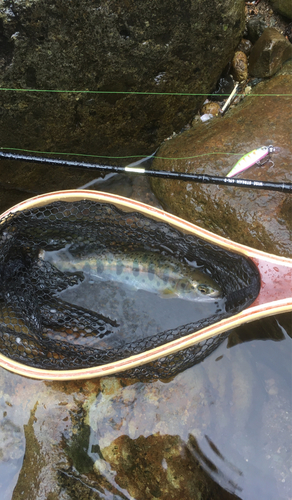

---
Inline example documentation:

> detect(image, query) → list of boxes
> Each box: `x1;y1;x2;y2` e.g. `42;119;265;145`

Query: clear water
0;313;291;500
55;273;225;348
87;317;292;500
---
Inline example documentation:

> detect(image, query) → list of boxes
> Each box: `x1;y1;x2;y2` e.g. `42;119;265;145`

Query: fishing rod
0;150;291;193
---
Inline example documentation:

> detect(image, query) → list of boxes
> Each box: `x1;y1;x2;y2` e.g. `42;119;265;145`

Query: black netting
0;200;260;378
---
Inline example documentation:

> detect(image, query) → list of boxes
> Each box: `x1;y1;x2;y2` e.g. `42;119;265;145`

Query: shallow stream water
51;262;225;349
0;159;291;500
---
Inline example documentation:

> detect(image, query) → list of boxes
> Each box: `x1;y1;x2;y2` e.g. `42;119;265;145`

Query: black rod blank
0;150;291;193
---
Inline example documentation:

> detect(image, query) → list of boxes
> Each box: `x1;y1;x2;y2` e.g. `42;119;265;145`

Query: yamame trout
39;247;221;300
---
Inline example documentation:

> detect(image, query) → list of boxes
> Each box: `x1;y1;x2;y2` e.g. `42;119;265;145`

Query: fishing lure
226;145;276;178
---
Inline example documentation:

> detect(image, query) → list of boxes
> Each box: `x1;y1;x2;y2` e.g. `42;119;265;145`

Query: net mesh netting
0;200;260;378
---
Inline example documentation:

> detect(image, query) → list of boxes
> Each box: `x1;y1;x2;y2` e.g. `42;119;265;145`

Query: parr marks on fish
39;247;221;300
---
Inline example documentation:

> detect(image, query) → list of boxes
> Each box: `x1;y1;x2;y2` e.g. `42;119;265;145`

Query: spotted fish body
39;248;221;300
226;146;270;178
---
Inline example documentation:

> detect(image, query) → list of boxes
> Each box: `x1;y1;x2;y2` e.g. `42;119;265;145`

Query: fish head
196;281;221;298
176;277;221;299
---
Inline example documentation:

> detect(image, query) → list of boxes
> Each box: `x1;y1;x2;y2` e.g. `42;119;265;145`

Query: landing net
0;200;260;378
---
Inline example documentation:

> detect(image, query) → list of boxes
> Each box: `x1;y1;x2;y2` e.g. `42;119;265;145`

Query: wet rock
284;22;292;43
269;0;292;20
0;0;245;160
231;50;248;81
247;15;268;43
201;101;221;116
237;38;253;56
249;27;292;77
150;61;292;257
209;74;235;101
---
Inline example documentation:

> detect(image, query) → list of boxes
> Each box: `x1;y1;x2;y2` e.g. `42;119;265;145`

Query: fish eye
198;285;210;294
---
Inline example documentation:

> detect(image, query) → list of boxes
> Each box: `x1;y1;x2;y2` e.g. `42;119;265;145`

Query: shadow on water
0;313;290;500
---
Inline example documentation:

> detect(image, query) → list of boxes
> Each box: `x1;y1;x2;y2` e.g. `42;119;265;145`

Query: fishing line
0;146;244;161
0;150;290;192
0;88;290;191
0;87;291;97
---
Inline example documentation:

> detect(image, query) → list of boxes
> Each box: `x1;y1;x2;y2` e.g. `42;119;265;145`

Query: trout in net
39;246;221;300
0;199;260;379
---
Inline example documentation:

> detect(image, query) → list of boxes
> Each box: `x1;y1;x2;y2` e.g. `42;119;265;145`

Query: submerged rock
0;311;291;499
150;61;292;257
249;28;292;77
100;433;241;500
0;0;245;160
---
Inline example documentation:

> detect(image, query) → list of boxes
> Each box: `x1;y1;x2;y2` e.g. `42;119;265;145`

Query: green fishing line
0;86;289;160
0;146;244;161
0;87;291;97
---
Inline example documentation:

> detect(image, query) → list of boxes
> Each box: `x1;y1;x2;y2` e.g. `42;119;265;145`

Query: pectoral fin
159;288;176;298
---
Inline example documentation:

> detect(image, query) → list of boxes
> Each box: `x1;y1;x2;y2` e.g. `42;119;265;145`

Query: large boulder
150;61;292;258
269;0;292;20
249;28;292;77
0;0;245;160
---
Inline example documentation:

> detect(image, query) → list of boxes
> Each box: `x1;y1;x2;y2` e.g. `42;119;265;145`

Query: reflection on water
0;313;290;500
83;315;291;499
56;275;225;349
78;172;134;198
0;416;25;500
